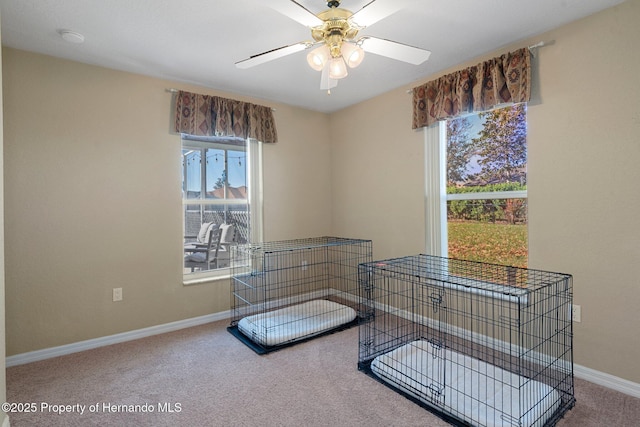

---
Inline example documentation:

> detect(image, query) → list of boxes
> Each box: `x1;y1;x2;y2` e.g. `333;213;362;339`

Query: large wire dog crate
228;236;372;354
358;254;574;427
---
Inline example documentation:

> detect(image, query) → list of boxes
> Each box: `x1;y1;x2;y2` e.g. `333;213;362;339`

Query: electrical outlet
301;260;308;271
571;304;581;322
113;287;123;302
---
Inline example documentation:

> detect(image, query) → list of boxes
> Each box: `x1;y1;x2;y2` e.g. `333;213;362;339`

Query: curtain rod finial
528;40;555;56
528;41;545;51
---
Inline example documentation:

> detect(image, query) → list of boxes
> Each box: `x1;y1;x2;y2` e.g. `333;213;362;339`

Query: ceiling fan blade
236;42;310;69
359;36;431;65
271;0;324;27
350;0;403;28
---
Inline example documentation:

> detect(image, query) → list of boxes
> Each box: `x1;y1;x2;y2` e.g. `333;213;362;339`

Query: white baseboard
5;289;334;368
574;363;640;399
5;311;230;368
5;307;640;400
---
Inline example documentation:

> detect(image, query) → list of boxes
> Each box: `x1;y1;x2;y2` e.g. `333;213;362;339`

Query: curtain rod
165;88;276;111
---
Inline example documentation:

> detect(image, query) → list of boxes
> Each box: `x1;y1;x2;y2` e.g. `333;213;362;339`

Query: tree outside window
446;104;527;267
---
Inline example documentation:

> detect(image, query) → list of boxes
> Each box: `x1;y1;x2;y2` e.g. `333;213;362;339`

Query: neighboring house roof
207;186;247;199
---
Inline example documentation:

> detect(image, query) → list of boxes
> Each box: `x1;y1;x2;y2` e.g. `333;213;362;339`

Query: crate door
415;277;447;406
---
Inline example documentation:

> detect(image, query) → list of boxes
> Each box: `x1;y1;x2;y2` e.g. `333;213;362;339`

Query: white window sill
183;270;232;286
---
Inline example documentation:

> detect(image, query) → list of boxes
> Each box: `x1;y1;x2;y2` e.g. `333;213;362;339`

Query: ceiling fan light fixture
328;56;348;79
341;42;365;68
307;45;331;71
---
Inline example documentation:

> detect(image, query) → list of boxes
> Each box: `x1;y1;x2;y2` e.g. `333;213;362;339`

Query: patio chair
215;223;236;268
185;222;218;245
184;226;223;272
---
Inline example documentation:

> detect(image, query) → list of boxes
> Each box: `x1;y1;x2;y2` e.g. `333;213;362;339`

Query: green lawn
447;221;528;268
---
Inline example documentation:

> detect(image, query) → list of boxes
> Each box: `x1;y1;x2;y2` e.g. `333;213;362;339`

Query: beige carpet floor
6;319;640;426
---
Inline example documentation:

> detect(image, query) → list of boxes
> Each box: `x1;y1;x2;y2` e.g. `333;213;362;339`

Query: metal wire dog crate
228;236;372;354
358;254;574;427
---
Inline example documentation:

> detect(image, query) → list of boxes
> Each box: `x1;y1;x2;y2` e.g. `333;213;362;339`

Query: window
182;136;262;281
425;104;527;268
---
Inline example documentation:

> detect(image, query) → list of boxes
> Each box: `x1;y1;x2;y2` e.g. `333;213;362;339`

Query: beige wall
329;0;640;383
329;87;426;260
0;12;8;427
262;106;332;241
3;0;639;387
2;48;332;356
528;1;640;382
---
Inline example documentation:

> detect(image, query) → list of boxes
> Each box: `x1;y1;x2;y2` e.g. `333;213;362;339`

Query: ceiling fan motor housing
312;8;360;58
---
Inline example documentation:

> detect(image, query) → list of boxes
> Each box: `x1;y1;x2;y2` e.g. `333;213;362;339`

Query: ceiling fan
235;0;431;92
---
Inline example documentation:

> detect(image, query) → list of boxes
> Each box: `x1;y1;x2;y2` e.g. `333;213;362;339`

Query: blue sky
184;148;246;192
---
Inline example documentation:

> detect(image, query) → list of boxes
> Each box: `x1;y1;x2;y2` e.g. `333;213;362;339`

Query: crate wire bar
228;236;372;354
358;254;574;427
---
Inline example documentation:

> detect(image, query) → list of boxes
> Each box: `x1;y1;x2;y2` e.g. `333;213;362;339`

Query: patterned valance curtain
412;47;531;129
174;90;278;143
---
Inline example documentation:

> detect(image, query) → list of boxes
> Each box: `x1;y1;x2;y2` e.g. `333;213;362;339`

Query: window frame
181;135;263;284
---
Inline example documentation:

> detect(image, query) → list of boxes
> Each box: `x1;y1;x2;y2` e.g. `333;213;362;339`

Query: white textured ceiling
0;0;624;113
